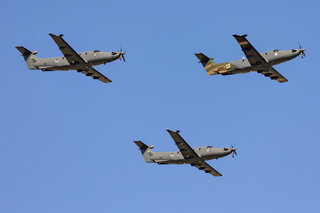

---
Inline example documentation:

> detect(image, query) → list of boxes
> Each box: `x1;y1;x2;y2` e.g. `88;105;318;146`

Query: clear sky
1;0;319;212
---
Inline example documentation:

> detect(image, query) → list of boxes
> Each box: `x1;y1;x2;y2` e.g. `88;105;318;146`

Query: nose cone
120;51;126;55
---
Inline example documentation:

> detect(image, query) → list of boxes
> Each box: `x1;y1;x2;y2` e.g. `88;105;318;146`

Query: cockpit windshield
273;49;279;52
93;50;100;52
207;146;213;148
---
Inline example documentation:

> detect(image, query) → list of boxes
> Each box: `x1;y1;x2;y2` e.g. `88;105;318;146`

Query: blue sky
1;0;319;212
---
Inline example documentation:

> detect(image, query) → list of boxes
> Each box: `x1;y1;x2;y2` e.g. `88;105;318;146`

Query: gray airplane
195;34;306;83
16;33;126;83
134;130;237;176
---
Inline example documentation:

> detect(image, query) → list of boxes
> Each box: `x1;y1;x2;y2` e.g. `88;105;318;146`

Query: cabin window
199;148;201;150
85;52;87;55
62;57;64;60
242;59;245;62
265;53;267;55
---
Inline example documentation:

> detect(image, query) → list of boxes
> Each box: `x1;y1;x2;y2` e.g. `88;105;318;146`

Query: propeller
231;144;238;159
298;44;306;60
119;48;126;63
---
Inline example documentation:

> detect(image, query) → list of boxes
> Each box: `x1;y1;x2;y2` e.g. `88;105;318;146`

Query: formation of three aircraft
17;33;305;176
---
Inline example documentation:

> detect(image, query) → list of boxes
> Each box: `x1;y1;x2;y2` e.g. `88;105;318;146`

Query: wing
49;33;86;65
166;130;200;160
193;162;222;176
78;67;112;83
233;34;288;83
194;163;222;176
257;67;288;83
233;34;267;67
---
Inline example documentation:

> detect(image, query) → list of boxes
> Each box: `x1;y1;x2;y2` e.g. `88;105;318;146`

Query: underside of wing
193;162;222;177
49;33;86;65
78;67;112;83
166;130;199;160
257;67;288;83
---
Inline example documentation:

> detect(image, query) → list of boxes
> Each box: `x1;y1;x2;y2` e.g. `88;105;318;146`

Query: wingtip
233;34;247;38
166;129;180;133
49;33;63;37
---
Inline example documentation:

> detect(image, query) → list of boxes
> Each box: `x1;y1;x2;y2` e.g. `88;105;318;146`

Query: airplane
16;33;126;83
134;129;237;177
195;34;306;83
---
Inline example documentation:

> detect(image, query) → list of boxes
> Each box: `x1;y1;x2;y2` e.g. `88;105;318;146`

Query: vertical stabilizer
16;46;38;70
195;53;227;75
134;141;154;163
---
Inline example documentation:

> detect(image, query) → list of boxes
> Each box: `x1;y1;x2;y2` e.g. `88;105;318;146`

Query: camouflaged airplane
16;34;126;83
134;130;237;177
195;34;305;83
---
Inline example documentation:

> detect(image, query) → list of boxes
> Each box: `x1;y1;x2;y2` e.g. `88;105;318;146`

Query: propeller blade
298;43;305;60
122;55;126;63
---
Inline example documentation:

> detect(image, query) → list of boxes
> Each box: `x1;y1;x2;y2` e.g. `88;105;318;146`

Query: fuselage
204;48;303;76
226;49;302;73
149;146;234;165
30;50;123;71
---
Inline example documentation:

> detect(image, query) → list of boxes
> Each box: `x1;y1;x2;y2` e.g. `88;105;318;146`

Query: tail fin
134;141;154;163
195;53;215;66
195;53;220;75
16;46;38;70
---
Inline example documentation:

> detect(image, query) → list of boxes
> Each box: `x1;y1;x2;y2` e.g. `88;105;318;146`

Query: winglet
232;34;247;38
166;129;180;134
49;33;64;38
